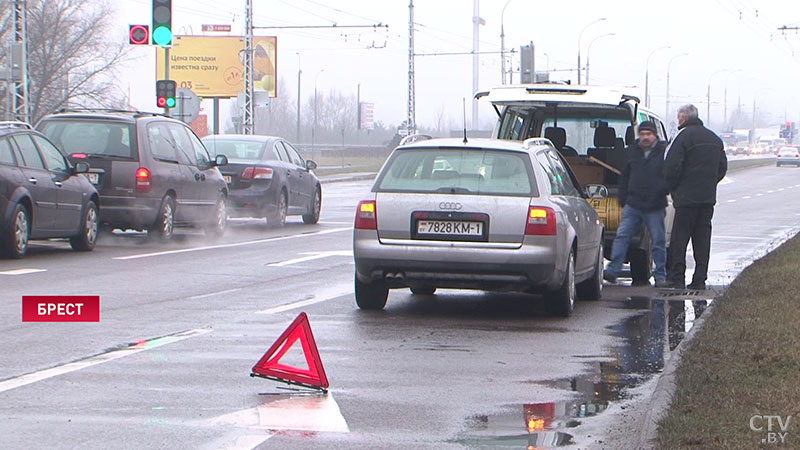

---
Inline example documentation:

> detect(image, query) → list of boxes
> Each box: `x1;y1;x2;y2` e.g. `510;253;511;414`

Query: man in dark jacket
603;121;669;286
663;104;727;290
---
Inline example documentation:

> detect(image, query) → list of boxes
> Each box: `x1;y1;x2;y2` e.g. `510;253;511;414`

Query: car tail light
70;153;87;159
525;206;556;235
355;200;377;230
135;167;151;193
241;167;273;180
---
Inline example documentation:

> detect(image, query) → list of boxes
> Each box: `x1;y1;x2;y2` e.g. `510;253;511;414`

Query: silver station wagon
352;137;604;317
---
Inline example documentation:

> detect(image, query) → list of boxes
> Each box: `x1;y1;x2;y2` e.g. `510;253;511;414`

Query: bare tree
0;0;129;123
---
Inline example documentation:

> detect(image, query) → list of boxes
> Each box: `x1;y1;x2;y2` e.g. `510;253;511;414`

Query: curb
319;173;377;184
634;291;719;449
727;157;775;172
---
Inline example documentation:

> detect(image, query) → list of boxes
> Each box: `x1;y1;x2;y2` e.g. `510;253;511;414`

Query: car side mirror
585;184;608;199
73;161;90;174
306;159;317;170
214;154;228;167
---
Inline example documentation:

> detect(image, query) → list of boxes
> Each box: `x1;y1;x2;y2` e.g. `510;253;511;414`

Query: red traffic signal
129;25;150;45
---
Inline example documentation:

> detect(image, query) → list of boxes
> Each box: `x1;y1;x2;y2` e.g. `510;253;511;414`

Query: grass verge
656;233;800;449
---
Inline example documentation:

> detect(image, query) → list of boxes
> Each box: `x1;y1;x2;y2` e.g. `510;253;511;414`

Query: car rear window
203;139;274;160
374;148;536;196
38;120;135;159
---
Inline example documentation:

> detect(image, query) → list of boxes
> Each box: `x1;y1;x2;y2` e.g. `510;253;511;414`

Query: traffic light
151;0;172;46
156;80;177;108
129;25;150;45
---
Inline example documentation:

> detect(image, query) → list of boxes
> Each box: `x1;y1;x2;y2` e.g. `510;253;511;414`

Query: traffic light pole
163;47;169;115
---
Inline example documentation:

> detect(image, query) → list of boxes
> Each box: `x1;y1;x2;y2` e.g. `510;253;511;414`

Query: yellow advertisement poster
156;36;277;98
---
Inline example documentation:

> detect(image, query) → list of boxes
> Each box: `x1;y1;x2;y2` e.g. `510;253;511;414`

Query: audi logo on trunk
438;202;462;210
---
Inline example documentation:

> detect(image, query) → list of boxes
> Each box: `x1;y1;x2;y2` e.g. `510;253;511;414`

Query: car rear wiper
436;186;472;194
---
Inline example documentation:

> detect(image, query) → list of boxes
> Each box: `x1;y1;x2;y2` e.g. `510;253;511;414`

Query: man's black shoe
687;282;706;290
603;272;617;283
659;280;684;289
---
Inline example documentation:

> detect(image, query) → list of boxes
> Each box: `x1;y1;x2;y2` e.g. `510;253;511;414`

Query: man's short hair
678;104;699;119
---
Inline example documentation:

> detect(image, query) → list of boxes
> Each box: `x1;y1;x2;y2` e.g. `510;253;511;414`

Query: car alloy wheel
71;201;99;251
211;196;227;237
13;206;29;257
302;187;321;224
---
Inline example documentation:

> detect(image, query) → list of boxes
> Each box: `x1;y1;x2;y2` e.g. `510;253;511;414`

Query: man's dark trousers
668;206;714;285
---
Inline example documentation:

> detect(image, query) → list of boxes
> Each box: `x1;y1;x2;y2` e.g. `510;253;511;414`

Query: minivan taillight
241;167;273;180
525;206;556;235
355;200;377;230
135;167;151;193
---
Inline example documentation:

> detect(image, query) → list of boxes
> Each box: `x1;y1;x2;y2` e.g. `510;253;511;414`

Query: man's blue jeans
605;205;667;280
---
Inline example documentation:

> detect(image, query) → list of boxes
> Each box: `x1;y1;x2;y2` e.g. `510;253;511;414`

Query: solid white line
267;250;353;267
189;288;242;300
712;236;767;240
0;328;211;394
113;227;350;260
318;221;352;225
256;285;352;314
0;268;47;275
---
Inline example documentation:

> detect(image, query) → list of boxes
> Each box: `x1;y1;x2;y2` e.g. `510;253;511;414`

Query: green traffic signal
152;26;172;46
166;97;176;108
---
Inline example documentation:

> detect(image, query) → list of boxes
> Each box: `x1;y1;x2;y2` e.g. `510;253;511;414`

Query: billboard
359;102;374;130
156;36;277;98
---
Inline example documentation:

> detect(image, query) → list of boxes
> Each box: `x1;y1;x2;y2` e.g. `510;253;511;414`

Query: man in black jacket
663;104;727;290
603;121;669;286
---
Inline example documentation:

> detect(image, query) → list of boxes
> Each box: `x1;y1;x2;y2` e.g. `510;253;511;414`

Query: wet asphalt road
1;161;799;450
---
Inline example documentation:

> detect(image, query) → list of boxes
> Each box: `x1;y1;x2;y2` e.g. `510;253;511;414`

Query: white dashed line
189;288;242;300
727;200;736;203
756;193;764;197
0;268;47;275
743;196;752;199
256;284;351;314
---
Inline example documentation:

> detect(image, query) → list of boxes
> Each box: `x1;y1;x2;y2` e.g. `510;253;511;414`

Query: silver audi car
352;137;604;317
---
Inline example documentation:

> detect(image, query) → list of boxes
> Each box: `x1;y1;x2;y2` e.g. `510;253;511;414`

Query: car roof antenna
462;98;468;144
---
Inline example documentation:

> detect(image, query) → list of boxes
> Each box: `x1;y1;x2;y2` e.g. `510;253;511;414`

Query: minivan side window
12;134;46;169
184;127;213;167
147;124;179;162
0;138;15;165
33;135;68;173
166;123;198;165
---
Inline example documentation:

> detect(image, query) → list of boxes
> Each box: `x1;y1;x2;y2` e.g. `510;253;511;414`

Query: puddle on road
458;295;713;449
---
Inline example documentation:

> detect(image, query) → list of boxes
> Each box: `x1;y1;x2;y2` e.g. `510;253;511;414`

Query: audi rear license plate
417;220;483;236
223;175;232;184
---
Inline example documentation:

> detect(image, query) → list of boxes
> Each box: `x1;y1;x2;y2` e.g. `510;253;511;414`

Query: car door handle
54;181;63;187
28;177;37;184
194;172;204;181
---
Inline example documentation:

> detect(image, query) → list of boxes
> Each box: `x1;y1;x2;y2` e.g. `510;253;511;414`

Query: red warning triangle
251;312;329;390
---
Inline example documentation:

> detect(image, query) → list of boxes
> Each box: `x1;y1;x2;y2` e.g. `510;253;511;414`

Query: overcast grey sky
118;0;800;133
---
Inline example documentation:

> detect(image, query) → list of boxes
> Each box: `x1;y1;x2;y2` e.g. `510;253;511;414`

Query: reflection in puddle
459;297;712;448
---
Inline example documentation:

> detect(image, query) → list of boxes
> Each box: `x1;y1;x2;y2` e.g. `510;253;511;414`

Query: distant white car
776;146;800;167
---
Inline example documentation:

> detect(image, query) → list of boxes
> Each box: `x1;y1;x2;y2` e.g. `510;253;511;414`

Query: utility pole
407;0;416;136
472;0;484;130
296;53;301;143
12;0;28;124
242;0;254;134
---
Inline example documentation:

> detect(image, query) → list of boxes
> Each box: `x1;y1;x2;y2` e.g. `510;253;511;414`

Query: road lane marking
778;188;785;191
318;221;351;225
113;227;351;260
209;394;349;433
189;288;242;300
216;433;272;450
743;196;752;199
0;268;47;275
267;250;353;267
256;285;352;314
727;199;736;203
712;235;768;241
767;190;775;193
756;193;764;197
0;328;211;394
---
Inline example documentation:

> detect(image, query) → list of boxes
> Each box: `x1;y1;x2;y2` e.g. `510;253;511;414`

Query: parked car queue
0;110;321;259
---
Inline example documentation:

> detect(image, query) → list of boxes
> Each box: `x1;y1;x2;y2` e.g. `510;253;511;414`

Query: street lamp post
577;17;606;85
585;32;614;85
723;70;743;130
665;53;688;121
296;52;302;144
543;52;549;72
645;45;670;108
500;0;513;85
312;69;325;153
706;69;729;127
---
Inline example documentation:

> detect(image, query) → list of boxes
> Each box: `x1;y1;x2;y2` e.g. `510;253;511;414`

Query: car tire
208;195;227;237
577;243;603;301
2;203;30;259
268;189;287;227
630;246;652;285
410;286;436;295
70;200;99;252
546;251;575;317
354;275;388;310
150;195;175;240
302;187;321;225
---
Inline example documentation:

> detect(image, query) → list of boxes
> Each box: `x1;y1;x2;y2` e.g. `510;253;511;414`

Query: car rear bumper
98;195;160;230
226;182;280;218
353;230;562;292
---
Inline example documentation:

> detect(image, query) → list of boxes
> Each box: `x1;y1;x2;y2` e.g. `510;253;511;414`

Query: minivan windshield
374;148;537;197
38;120;136;159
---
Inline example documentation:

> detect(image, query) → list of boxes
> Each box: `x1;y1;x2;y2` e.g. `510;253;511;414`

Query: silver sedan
352;138;604;317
